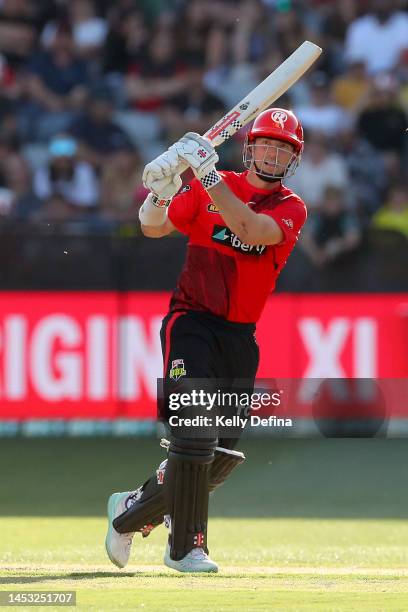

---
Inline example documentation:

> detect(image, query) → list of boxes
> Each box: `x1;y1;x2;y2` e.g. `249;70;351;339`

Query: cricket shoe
105;491;135;568
164;542;218;573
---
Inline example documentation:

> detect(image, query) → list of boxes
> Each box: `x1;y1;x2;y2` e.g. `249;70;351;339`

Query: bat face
204;41;322;147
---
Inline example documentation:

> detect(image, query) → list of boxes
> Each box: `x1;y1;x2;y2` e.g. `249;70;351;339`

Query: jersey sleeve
167;178;202;236
263;197;307;246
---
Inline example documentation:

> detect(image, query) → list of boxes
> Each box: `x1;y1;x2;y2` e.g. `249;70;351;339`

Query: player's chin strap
112;439;246;536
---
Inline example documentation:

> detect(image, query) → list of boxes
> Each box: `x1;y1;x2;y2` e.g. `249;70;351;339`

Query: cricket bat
175;40;321;175
204;40;322;145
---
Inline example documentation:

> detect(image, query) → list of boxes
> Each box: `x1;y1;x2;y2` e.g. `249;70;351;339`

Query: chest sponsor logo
211;225;267;256
207;202;220;213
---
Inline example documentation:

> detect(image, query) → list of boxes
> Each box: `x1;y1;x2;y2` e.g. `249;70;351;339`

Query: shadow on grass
0;572;131;584
1;438;408;518
0;571;208;584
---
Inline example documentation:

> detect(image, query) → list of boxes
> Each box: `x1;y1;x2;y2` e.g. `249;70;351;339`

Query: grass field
1;438;408;610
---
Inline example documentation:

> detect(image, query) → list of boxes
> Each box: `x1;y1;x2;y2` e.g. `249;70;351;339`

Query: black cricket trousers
160;309;260;449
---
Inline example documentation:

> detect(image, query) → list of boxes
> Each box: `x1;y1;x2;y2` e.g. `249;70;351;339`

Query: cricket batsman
105;108;307;573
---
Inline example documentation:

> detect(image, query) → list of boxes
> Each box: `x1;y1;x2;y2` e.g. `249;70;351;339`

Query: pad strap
112;440;245;536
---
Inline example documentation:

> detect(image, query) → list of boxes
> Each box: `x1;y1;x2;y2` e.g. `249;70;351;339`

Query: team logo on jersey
212;225;267;256
180;185;191;193
281;218;294;229
169;359;186;381
207;202;220;213
271;110;288;130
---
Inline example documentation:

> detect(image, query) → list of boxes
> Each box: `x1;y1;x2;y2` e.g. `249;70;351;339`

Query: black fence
0;222;406;292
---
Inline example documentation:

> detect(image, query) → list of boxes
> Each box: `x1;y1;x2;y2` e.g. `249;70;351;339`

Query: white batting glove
177;132;221;190
142;146;180;182
146;173;182;201
143;145;184;201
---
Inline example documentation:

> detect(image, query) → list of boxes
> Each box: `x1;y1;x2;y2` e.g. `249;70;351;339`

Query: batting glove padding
146;174;182;201
177;132;221;189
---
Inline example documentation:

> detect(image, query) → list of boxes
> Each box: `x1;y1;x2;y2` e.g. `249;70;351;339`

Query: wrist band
151;194;172;208
139;193;169;226
200;169;222;191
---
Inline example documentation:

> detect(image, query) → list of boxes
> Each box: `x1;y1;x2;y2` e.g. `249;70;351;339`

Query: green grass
1;439;408;610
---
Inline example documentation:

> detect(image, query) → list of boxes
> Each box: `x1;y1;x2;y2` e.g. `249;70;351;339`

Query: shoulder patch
207;202;220;213
180;185;191;193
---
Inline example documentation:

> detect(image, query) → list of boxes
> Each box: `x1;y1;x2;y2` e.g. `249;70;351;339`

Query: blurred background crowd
0;0;407;282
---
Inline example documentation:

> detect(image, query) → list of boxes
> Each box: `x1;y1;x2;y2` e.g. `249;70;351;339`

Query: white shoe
105;492;135;568
164;542;218;573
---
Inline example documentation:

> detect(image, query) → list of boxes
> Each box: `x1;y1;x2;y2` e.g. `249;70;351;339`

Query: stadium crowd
0;0;407;270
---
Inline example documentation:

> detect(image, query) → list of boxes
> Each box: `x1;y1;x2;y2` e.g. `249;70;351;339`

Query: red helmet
247;108;304;153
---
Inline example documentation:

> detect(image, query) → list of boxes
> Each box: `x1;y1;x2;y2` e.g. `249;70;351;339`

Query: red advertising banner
0;292;407;420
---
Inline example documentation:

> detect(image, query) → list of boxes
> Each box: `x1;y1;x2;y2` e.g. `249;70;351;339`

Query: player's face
250;137;296;178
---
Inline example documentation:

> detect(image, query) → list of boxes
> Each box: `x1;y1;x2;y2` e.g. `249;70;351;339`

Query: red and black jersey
167;170;307;323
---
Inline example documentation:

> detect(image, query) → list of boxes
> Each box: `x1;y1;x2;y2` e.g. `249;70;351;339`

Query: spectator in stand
102;7;148;74
372;182;408;240
0;166;14;218
160;62;225;142
357;73;408;157
301;185;361;268
294;71;351;136
344;0;408;75
125;25;188;113
287;131;349;210
0;153;41;219
69;0;108;57
0;51;15;90
336;128;388;219
42;0;108;59
313;0;357;76
0;0;37;68
175;0;214;67
100;143;146;223
22;21;90;142
0;62;20;145
272;0;314;59
33;135;99;212
202;0;266;108
118;25;189;157
69;86;132;170
331;60;371;113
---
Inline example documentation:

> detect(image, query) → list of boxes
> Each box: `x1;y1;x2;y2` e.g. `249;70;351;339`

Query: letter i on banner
4;316;27;400
87;317;109;400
